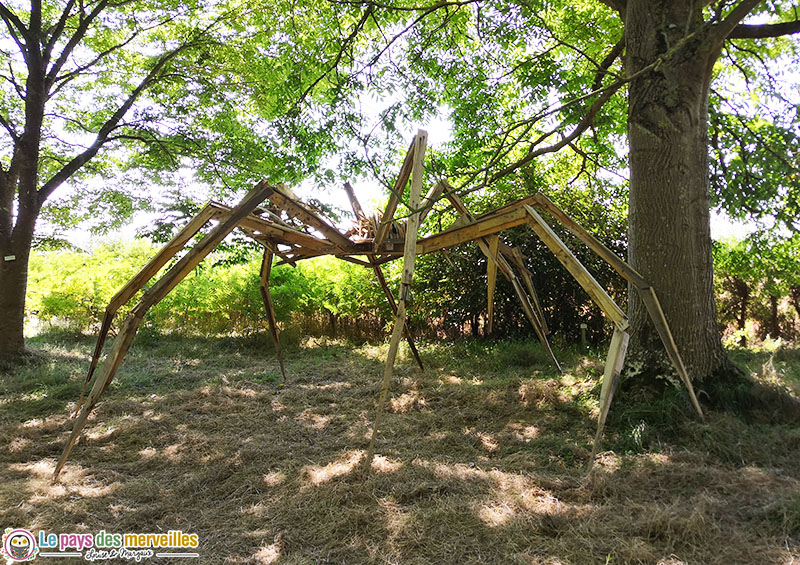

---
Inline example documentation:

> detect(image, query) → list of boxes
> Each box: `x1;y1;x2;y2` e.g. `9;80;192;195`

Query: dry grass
1;333;799;564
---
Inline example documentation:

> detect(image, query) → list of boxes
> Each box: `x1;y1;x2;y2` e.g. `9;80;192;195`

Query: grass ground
1;332;799;564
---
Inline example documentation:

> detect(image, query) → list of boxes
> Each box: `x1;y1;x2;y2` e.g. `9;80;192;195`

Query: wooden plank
374;137;417;249
208;203;337;252
54;181;276;479
531;194;649;288
364;130;427;472
418;180;445;225
417;206;529;255
507;247;550;335
524;205;628;330
266;185;355;251
588;328;629;468
486;235;499;334
371;262;424;371
343;182;366;221
639;287;704;418
260;250;286;380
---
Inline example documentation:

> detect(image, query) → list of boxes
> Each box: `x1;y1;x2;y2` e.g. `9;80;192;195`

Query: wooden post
364;130;427;472
524;205;628;330
588;328;629;469
486;235;499;335
54;181;275;479
638;287;704;418
371;262;424;371
259;250;286;380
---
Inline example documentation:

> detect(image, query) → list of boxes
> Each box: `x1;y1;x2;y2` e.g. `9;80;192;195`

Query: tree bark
0;215;36;360
625;0;730;382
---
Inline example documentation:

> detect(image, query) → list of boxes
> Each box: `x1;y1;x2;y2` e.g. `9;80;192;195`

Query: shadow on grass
0;335;798;563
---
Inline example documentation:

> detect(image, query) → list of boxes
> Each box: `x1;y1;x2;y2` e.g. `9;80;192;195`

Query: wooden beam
208;203;337;252
374;137;417;249
260;250;286;380
524;205;628;330
589;327;629;468
638;287;704;418
343;182;366;221
371;262;424;371
54;181;276;479
418;180;445;225
486;235;499;334
417;206;529;255
443;189;561;372
530;194;650;288
266;184;355;251
364;130;427;472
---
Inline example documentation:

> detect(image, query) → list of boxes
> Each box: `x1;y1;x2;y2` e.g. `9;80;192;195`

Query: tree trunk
734;277;749;347
768;293;781;339
625;1;730;382
0;223;35;360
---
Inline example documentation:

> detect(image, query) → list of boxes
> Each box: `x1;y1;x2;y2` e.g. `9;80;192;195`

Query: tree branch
44;0;110;87
729;20;800;38
712;0;762;42
0;3;31;53
43;0;77;63
38;40;197;202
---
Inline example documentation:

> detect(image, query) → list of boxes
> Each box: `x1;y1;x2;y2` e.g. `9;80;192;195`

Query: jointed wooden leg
55;182;275;479
638;287;704;418
486;235;499;334
364;130;427;472
371;262;424;371
588;327;630;470
259;250;286;380
76;205;220;416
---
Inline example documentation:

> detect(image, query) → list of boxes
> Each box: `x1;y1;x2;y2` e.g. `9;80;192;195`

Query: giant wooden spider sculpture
54;130;702;479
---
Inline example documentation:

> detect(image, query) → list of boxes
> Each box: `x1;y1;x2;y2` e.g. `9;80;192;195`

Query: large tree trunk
625;1;730;382
0;219;36;360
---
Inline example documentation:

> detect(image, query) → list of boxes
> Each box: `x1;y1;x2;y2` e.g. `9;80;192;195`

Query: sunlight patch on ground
298;381;352;391
8;437;33;452
463;427;499;452
478;501;515;527
390;390;426;413
263;471;287;486
370;455;403;474
303;451;362;486
298;409;332;430
11;460;115;499
252;535;283;564
505;422;540;443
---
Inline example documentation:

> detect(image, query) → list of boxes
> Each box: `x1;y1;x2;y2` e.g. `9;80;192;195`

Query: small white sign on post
4;255;15;262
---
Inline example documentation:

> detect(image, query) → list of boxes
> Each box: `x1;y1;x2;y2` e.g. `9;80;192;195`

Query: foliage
714;234;800;344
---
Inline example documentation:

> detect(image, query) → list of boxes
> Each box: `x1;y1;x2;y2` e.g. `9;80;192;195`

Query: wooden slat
209;203;337;252
266;184;355;251
639;287;704;418
417;206;529;255
260;250;286;380
371;262;424;370
525;205;628;330
364;130;427;472
374;137;417;249
531;194;650;288
76;204;220;415
418;180;445;225
445;190;561;372
343;182;366;221
589;328;630;468
486;235;499;334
